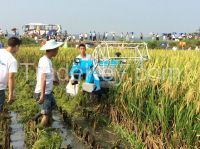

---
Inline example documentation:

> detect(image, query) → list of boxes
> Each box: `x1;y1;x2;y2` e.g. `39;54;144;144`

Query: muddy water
0;111;10;149
10;112;25;149
52;111;89;149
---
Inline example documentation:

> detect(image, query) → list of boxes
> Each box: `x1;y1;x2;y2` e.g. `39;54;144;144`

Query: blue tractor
66;42;150;96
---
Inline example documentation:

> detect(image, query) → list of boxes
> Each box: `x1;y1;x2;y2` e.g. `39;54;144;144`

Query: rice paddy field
1;45;200;149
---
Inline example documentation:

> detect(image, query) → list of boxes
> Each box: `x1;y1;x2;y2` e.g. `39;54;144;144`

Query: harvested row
0;109;10;149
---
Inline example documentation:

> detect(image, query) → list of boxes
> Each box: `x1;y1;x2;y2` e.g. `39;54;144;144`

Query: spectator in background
120;32;124;40
79;33;83;41
84;33;88;40
156;33;160;41
92;31;96;41
126;32;129;41
89;31;92;40
140;33;143;40
34;36;38;43
112;32;115;41
152;32;155;40
102;32;106;41
105;32;108;40
98;32;101;41
172;34;176;40
5;30;8;37
163;34;167;40
131;32;134;40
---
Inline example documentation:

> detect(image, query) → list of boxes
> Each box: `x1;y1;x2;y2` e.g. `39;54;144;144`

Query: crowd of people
1;27;200;43
150;32;200;41
66;31;143;42
36;31;200;43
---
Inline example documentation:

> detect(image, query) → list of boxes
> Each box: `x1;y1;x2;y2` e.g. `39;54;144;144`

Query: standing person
102;32;106;41
79;33;81;41
156;33;160;41
120;32;124;40
98;32;101;41
140;32;143;40
105;32;108;41
72;35;76;42
112;32;115;41
163;34;167;41
0;37;21;113
131;32;134;40
92;31;96;41
152;32;155;40
89;31;92;41
34;40;63;126
126;32;129;41
84;33;88;41
172;34;176;40
34;36;38;43
5;30;8;37
80;33;84;41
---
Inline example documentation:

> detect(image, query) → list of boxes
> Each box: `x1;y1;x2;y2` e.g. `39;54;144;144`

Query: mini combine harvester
66;42;150;96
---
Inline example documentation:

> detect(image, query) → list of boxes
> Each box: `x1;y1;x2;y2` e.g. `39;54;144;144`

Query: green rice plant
9;47;200;148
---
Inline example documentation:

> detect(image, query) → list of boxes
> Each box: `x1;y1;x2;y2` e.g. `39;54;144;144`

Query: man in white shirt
0;37;21;113
34;40;63;126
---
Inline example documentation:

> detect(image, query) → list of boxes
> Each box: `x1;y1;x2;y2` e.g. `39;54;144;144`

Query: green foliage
113;124;144;149
32;130;62;149
146;40;160;49
9;47;200;148
20;37;38;46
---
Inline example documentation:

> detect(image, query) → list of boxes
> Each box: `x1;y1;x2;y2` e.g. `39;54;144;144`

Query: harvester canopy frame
92;42;150;74
92;41;150;64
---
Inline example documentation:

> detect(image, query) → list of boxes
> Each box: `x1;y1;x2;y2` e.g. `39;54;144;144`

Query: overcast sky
0;0;200;35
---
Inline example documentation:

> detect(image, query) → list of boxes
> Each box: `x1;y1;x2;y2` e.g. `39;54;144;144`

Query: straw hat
40;40;63;51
